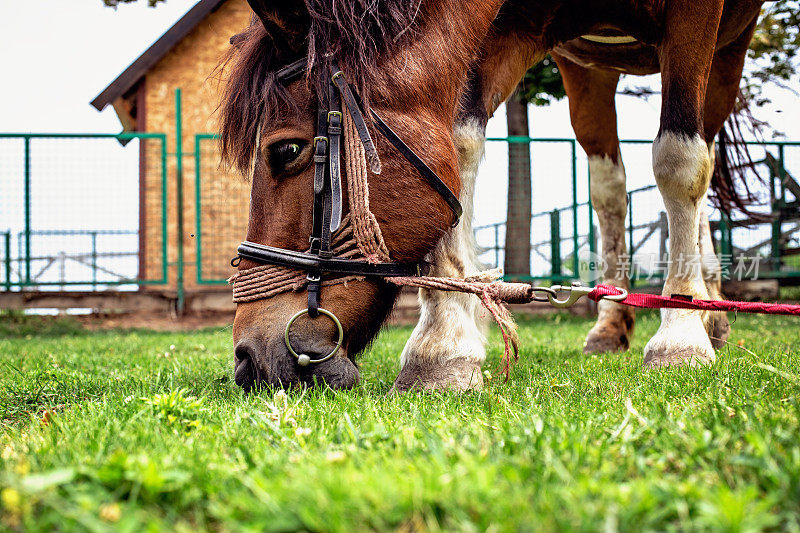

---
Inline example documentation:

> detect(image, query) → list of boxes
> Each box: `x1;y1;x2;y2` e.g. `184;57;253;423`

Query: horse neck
374;0;505;117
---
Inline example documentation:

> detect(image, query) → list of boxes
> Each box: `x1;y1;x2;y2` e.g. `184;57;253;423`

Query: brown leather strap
327;80;343;232
371;109;463;225
331;67;382;174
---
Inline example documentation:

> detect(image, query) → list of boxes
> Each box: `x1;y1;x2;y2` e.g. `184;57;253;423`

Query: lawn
1;310;799;531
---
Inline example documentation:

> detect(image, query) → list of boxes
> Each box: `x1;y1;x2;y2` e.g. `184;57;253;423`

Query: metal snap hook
548;282;595;308
284;308;344;366
547;282;628;308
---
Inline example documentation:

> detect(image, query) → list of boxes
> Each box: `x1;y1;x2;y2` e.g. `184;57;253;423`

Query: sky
0;1;798;283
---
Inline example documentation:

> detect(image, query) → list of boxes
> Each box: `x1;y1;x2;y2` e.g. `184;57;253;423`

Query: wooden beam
0;288;235;313
0;291;172;312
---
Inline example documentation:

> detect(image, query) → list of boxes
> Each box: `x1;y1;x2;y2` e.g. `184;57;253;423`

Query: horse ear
245;1;309;53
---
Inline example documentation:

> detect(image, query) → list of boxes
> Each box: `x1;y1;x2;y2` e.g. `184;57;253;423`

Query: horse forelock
219;0;424;178
218;21;293;178
305;0;421;94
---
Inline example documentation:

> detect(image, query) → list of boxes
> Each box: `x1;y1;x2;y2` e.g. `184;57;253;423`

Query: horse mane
219;0;423;176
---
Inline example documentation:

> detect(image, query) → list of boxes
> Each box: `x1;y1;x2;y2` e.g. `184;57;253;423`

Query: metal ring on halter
284;308;344;367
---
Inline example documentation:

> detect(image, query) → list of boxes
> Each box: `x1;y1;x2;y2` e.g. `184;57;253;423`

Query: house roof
90;0;229;111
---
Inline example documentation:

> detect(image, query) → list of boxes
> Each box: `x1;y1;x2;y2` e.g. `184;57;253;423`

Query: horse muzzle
233;306;358;391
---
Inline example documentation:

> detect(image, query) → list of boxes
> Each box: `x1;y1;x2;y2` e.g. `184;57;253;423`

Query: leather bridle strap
307;69;333;316
237;241;420;277
274;58;306;83
275;58;462;228
327;78;344;232
331;70;382;174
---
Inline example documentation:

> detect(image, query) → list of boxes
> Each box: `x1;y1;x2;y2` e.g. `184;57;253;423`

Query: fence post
160;134;169;285
778;143;787;202
627;192;634;258
91;231;98;287
194;134;203;284
175;89;185;314
550;209;561;279
719;213;731;257
24;136;31;285
570;140;579;275
493;224;500;269
771;144;786;272
3;231;10;291
17;232;23;286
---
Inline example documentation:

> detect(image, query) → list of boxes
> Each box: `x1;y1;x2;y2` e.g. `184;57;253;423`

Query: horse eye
268;141;306;173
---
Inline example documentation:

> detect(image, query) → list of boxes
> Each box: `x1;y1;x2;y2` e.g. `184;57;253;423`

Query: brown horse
416;0;764;387
223;0;765;392
221;0;504;390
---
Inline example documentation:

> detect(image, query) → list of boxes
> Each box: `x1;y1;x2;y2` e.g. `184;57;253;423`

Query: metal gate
0;133;168;291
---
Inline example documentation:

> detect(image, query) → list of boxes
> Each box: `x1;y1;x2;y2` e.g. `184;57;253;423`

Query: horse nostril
234;340;258;390
234;340;256;363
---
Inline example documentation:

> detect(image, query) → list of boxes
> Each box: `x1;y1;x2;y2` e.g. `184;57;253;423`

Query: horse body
419;0;762;385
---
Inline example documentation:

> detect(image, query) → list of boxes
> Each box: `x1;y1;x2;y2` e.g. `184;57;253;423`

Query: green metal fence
475;137;800;285
191;133;799;286
2;126;798;298
193;132;252;286
0;132;168;290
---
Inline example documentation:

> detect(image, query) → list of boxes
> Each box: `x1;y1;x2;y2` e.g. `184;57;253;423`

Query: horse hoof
583;326;630;354
583;317;632;355
643;311;715;368
707;311;730;349
391;357;484;393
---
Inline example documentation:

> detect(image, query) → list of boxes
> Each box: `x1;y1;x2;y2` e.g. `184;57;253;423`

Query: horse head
221;0;502;390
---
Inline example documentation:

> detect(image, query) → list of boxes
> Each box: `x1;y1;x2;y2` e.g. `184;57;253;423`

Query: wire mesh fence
0;133;167;291
476;138;800;285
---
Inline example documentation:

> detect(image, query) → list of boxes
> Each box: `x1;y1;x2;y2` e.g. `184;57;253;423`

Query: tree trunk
503;88;532;277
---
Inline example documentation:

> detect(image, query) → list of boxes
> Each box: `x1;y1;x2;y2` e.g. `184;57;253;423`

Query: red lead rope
588;284;800;317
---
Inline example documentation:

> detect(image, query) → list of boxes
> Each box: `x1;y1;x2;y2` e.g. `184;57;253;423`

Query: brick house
91;0;252;295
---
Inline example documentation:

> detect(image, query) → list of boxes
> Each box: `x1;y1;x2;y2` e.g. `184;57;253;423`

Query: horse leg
553;52;634;353
643;0;725;368
699;18;758;349
392;110;488;392
391;28;546;391
699;201;730;348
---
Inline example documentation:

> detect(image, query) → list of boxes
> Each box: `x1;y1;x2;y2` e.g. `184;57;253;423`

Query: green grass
1;311;800;531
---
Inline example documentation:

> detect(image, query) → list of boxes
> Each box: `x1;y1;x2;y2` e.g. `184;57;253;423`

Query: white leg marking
585;155;635;353
394;118;488;390
699;142;730;348
699;142;722;287
644;132;716;367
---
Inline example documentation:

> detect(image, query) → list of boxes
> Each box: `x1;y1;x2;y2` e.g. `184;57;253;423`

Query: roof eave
91;0;229;112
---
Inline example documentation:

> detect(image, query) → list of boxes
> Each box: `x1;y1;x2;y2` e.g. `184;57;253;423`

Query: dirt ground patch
77;310;235;332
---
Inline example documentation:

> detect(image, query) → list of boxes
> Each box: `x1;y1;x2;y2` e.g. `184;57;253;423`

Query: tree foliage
517;55;566;106
744;0;800;106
